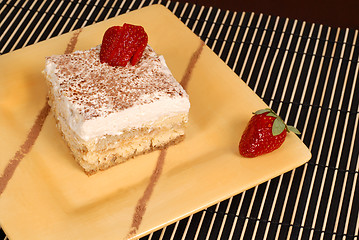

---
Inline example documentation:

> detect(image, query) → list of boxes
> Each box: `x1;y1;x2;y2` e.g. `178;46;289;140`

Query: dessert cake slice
44;30;190;174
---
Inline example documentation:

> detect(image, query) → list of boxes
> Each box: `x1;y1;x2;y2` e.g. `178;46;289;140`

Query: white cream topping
45;46;190;141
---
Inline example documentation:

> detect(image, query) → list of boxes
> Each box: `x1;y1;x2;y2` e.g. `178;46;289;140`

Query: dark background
178;0;359;30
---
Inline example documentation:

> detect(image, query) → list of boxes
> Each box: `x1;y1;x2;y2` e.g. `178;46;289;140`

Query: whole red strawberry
100;23;148;67
239;108;300;157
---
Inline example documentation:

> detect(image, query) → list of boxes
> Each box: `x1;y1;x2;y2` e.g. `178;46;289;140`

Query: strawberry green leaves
272;118;286;136
253;108;300;136
287;125;301;135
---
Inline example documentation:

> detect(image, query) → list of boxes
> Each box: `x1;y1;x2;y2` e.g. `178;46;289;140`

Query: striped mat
1;0;359;239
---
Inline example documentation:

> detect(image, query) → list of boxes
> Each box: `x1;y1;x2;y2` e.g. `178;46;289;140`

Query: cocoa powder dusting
180;41;205;90
127;40;204;238
47;45;187;120
0;29;82;196
127;149;167;238
0;101;50;195
65;28;82;54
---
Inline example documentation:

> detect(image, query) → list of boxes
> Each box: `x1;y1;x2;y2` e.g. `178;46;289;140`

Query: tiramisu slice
44;24;190;174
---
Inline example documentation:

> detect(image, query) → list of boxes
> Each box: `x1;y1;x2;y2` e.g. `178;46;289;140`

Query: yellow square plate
0;5;311;240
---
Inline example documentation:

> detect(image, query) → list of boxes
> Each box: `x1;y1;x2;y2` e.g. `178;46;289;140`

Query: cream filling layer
45;63;190;142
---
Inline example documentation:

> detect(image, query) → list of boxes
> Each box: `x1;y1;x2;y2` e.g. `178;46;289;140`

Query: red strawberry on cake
100;23;148;66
